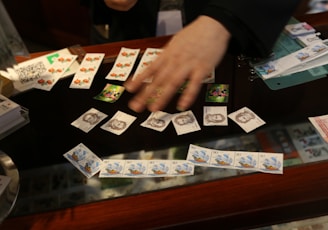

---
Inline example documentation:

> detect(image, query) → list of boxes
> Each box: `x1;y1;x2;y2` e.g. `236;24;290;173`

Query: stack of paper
249;19;328;90
0;94;29;140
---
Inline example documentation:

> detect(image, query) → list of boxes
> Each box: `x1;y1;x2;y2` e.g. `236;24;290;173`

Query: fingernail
128;101;144;113
176;105;186;112
123;84;133;92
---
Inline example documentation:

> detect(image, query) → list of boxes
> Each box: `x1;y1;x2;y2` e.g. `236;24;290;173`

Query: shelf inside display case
8;120;328;218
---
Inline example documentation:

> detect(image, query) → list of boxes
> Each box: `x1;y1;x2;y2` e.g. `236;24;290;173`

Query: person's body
85;0;159;44
90;0;301;113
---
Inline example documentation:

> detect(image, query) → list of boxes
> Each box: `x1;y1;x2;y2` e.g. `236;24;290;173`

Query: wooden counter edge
2;161;328;229
15;35;172;63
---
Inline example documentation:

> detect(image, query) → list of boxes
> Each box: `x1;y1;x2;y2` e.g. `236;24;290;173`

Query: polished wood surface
3;12;328;230
2;162;328;230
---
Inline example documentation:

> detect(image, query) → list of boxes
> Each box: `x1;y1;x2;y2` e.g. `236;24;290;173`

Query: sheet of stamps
172;110;201;135
10;48;79;93
63;143;103;178
203;106;228;126
70;53;105;89
286;122;328;163
133;48;162;82
187;144;283;174
106;47;140;81
255;41;328;79
99;159;194;178
228;107;266;133
140;111;173;132
101;110;136;135
34;54;77;91
71;108;108;133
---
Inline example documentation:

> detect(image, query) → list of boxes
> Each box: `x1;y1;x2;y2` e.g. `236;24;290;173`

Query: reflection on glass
0;0;29;70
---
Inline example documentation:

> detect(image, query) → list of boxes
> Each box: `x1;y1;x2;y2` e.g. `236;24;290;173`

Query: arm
124;16;230;112
198;0;301;57
124;1;301;113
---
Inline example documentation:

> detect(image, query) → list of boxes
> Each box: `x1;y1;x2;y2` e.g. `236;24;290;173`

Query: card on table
34;54;78;91
172;110;201;135
228;107;266;133
203;106;228;126
71;108;108;133
101;110;136;135
63;143;103;178
70;53;105;89
140;111;173;132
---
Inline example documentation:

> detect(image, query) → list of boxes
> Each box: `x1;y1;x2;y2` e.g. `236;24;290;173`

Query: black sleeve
185;0;301;57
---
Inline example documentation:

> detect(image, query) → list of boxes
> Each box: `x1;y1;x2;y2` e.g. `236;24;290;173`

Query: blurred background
2;0;327;54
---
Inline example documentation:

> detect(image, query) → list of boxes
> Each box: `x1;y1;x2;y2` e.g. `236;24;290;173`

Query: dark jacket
89;0;300;58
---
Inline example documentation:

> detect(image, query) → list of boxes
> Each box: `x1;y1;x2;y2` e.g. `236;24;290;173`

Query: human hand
103;0;138;11
124;16;231;113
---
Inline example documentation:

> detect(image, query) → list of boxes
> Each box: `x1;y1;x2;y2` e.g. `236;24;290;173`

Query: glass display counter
1;12;328;230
